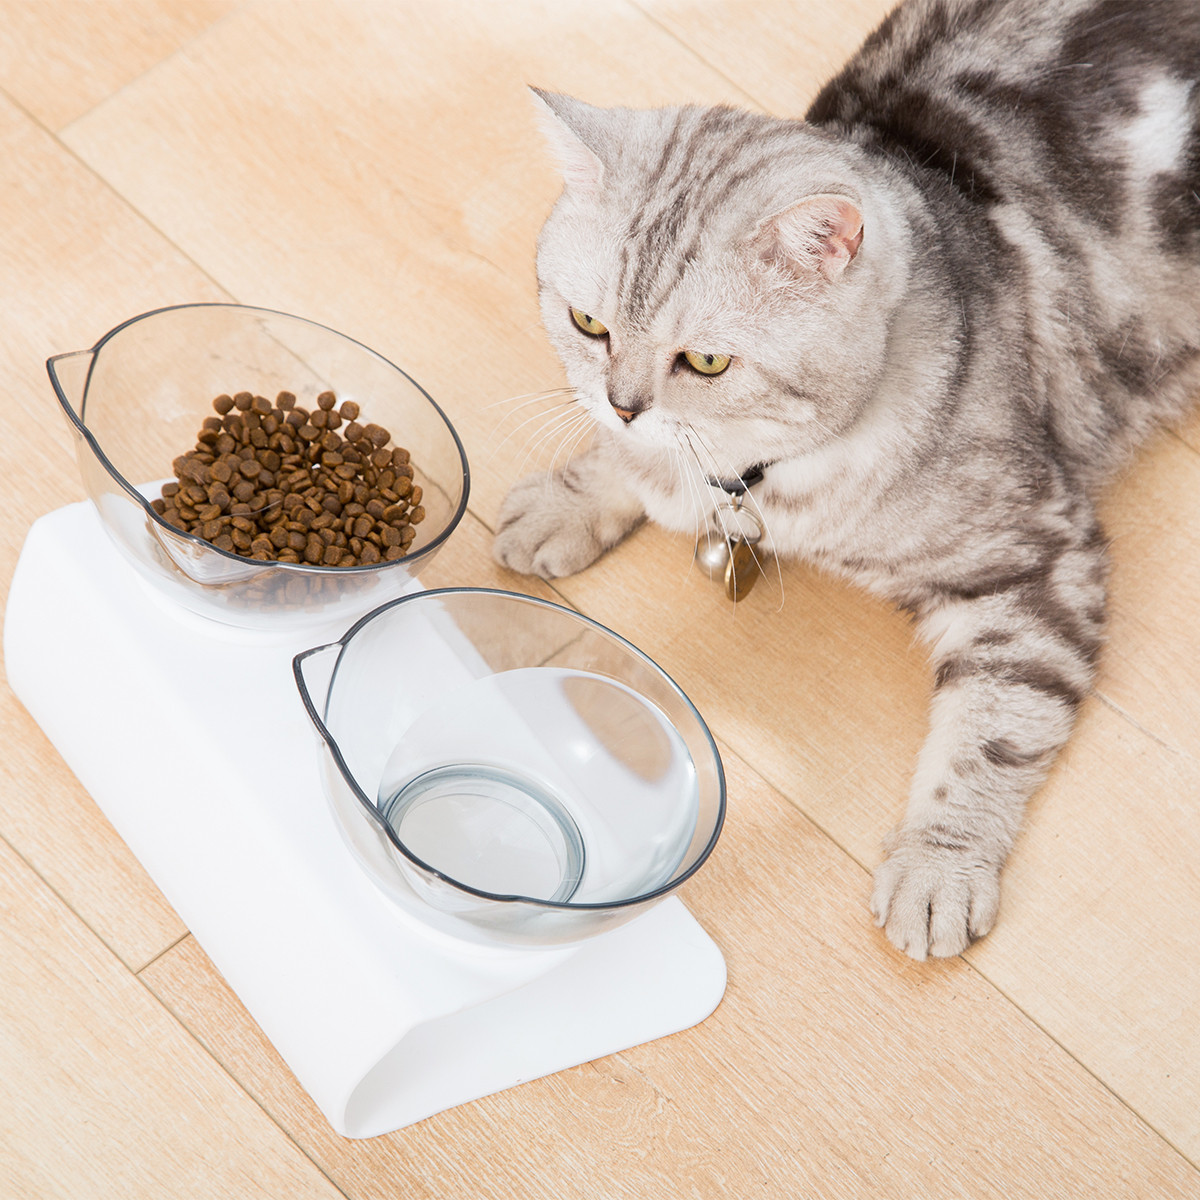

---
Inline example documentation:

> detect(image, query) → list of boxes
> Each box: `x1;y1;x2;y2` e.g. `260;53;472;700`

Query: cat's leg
870;529;1108;959
493;431;646;578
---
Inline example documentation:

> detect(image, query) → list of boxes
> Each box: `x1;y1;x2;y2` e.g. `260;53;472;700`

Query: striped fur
493;0;1200;959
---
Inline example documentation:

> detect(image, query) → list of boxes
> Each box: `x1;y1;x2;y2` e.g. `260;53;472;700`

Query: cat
493;0;1200;960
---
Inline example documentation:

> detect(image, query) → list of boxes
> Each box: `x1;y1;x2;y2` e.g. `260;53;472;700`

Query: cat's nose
607;386;649;424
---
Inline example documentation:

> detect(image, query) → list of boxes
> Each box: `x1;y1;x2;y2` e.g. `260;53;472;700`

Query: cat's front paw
493;469;642;579
869;826;1002;961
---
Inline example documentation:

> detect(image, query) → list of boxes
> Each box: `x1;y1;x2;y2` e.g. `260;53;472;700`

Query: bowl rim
293;586;727;912
47;301;471;577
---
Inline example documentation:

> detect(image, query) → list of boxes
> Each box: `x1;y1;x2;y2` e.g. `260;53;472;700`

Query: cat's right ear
529;88;605;192
753;194;864;283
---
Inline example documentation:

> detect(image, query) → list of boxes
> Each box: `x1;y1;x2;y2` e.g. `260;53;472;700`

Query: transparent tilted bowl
49;303;469;630
294;589;727;946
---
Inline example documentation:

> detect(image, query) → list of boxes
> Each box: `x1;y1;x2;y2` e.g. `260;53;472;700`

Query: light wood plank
0;91;231;968
0;836;345;1200
966;693;1200;1156
1095;412;1200;755
637;0;896;116
140;747;1200;1199
0;0;239;131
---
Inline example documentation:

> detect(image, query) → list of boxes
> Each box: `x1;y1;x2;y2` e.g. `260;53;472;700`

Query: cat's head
531;90;900;479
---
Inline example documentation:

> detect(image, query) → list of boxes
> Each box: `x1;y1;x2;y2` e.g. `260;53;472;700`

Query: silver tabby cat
493;0;1200;960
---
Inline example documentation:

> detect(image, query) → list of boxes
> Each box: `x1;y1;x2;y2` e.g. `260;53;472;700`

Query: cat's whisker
537;413;594;508
502;410;580;481
483;386;575;412
484;400;579;465
519;407;587;466
667;438;709;583
555;416;596;478
676;432;714;559
516;409;593;484
547;411;594;479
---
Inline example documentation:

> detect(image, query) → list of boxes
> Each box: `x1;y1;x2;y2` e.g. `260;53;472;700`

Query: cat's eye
681;350;732;376
570;307;608;338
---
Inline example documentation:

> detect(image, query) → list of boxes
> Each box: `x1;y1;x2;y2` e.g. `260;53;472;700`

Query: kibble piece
364;423;390;448
317;390;337;410
234;391;254;411
339;400;360;422
213;394;235;415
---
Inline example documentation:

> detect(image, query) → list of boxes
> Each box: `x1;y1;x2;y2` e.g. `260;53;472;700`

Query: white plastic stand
4;502;726;1138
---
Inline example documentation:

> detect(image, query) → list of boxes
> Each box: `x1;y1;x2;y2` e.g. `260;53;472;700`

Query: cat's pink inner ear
761;194;864;281
529;88;605;192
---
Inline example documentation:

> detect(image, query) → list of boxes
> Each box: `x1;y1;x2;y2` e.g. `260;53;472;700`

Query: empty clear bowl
294;589;726;946
49;304;469;630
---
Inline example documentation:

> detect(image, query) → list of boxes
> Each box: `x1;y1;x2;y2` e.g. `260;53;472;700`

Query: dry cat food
151;389;425;567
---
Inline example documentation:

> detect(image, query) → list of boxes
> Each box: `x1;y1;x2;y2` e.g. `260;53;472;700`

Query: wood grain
0;836;344;1199
0;0;238;131
637;0;897;116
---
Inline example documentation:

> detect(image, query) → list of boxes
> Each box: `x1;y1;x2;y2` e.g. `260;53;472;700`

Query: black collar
705;462;768;496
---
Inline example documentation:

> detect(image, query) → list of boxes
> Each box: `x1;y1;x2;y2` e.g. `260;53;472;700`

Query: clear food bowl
49;303;469;630
294;589;726;947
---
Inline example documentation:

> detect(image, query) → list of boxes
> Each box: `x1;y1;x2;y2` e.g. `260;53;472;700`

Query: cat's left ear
754;194;864;282
529;87;606;193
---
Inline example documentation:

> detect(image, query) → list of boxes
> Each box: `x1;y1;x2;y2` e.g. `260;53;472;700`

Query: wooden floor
2;2;1199;1196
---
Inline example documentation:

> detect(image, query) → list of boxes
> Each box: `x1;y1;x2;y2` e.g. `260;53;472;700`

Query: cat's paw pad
493;472;608;579
869;827;1001;961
